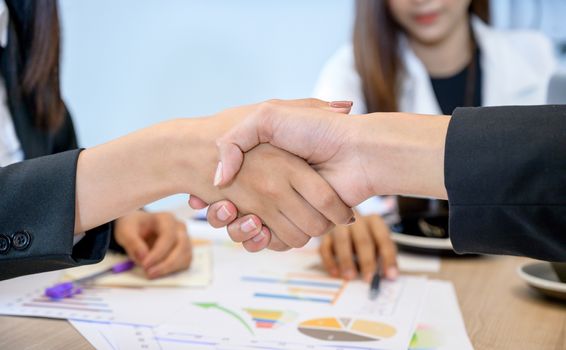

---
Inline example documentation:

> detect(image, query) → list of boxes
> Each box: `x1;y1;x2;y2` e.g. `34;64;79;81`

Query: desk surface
1;255;565;350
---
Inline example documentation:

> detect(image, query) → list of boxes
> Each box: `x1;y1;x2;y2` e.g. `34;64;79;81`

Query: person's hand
213;98;450;207
113;211;192;279
319;213;398;282
213;98;373;207
190;144;353;251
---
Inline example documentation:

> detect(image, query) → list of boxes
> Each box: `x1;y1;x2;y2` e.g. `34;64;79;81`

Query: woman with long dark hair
0;0;197;279
0;1;354;280
314;0;557;282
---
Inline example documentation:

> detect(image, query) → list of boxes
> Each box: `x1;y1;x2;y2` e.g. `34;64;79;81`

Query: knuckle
318;191;337;210
306;98;322;107
257;100;278;115
354;233;372;247
259;178;282;199
291;235;310;249
268;238;291;251
307;220;333;238
336;250;352;265
359;252;374;266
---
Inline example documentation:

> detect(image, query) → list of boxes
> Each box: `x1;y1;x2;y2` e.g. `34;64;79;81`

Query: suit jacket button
12;231;31;250
0;234;10;254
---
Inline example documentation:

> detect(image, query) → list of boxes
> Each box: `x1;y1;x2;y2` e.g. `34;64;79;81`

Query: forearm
351;113;450;200
74;118;217;233
73;107;263;234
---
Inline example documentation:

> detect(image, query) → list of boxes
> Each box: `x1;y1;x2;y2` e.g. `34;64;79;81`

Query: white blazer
313;17;557;116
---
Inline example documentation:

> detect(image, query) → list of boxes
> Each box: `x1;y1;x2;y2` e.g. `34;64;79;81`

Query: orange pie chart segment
298;317;397;342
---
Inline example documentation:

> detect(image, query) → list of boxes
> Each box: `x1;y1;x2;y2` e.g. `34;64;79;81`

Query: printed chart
240;273;346;305
244;308;298;329
2;285;116;321
297;317;397;342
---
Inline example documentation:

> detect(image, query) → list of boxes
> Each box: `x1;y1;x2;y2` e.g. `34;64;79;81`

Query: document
0;219;468;349
69;279;472;350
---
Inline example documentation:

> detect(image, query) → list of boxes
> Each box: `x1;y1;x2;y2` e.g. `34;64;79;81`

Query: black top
430;49;483;115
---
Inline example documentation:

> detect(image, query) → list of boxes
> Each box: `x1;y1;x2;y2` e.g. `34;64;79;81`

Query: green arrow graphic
194;302;254;335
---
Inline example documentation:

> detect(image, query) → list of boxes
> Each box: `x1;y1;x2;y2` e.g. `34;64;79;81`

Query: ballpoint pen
368;262;381;301
44;260;135;299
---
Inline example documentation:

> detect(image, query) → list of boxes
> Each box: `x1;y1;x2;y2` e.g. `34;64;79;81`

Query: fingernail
386;267;399;280
241;218;258;233
217;205;231;221
344;269;356;280
347;216;356;225
252;231;265;243
329;100;353;108
213;161;223;186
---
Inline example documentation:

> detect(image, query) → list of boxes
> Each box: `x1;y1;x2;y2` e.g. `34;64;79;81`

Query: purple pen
45;260;135;299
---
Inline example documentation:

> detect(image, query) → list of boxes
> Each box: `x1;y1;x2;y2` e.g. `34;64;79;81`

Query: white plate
517;262;566;301
391;231;453;251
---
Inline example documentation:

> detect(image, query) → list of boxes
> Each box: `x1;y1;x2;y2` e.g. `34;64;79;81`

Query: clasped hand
189;98;371;252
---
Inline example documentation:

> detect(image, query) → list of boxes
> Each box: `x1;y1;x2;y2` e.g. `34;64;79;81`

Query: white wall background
59;0;355;148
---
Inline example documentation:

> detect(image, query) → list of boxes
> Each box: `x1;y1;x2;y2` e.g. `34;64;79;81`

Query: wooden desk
1;256;565;350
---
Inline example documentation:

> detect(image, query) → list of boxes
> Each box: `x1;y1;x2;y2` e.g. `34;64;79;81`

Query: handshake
77;98;448;257
178;98;449;252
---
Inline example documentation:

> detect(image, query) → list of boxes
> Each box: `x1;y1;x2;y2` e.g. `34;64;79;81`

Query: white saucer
517;262;566;301
390;231;453;251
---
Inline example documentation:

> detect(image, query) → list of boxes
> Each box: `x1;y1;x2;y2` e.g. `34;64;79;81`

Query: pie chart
298;317;397;342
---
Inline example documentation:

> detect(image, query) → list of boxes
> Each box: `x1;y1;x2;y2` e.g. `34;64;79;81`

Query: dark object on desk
551;263;566;283
390;197;461;256
518;262;566;302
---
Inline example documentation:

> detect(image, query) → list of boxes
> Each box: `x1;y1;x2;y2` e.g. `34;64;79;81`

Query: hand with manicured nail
113;211;192;279
191;143;353;251
186;98;356;252
213;99;374;207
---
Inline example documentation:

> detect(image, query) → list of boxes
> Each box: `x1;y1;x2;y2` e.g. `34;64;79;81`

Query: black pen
368;263;381;300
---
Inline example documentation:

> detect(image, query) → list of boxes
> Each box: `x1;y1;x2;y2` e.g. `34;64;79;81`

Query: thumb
214;99;352;187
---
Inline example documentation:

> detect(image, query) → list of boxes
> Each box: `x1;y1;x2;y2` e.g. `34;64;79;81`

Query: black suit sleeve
0;149;110;281
445;105;566;261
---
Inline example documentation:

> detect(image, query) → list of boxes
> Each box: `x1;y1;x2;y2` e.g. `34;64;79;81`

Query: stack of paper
0;220;471;350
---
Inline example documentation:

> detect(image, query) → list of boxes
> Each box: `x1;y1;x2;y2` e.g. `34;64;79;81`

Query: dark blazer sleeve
0;150;111;280
445;105;566;261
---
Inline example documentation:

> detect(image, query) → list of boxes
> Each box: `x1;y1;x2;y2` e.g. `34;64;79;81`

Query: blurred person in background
0;0;193;279
313;0;557;282
0;1;354;281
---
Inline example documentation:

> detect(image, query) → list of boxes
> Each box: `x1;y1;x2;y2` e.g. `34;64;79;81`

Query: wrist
350;113;449;199
157;118;214;195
